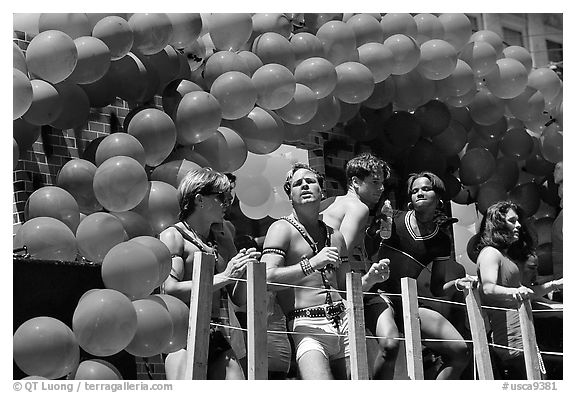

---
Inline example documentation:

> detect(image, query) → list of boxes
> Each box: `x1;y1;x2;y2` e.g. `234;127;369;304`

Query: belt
287;301;346;321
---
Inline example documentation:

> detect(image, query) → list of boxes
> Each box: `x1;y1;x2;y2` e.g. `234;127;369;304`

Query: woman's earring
407;202;414;210
438;200;444;209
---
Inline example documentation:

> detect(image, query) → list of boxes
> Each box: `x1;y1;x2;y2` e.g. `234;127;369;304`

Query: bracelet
300;256;314;276
454;279;464;292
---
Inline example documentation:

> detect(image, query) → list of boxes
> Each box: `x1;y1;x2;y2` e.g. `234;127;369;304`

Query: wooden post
185;252;215;380
247;261;268;380
401;277;424;380
518;299;542;380
463;283;494;379
346;271;369;380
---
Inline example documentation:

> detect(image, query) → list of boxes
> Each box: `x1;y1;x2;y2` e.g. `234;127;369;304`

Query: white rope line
488;342;563;357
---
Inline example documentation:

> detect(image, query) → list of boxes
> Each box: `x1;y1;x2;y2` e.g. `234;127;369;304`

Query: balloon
431;120;467;157
509;182;541;216
85;13;128;30
125;299;173;357
268;188;293;219
251;13;291;39
413;13;444;45
108;52;158;104
26;30;78;84
14;217;77;261
194;126;248;172
132;181;179;235
262;156;295;187
21;79;62;126
503;45;533;73
24;186;80;232
383;111;421;148
417;39;457;80
500;127;534;160
316;21;357;66
134;46;182;91
444;88;476;108
252;64;296;111
92;16;133;60
81;136;105;164
282;121;313;142
172;91;220;146
275;83;318;125
210;71;257;120
470;30;504;56
476;181;508;214
333;62;375;104
380;13;417;41
93;156;149;212
95;133;146;167
449;106;473;131
203;50;250;88
382;34;420;75
49;81;91;130
294;57;337;99
13;69;33;120
251;32;295;71
486;157;520;191
209;13;252;51
38;13;90;39
436;60;474;97
473;116;508;142
451;183;479;205
414;99;451;137
527;67;562;101
485;58;528;99
236;174;273;207
102;241;160;299
438;13;472;51
393;70;435;111
362;79;395;109
459;41;497;77
357;43;393;83
13;317;79;379
290;32;324;65
234;151;269;178
468;87;505;126
539;122;563;163
76;212;128;263
237;50;264;77
151;294;190;353
73;289;138;356
73;359;122;380
126;108;176;166
459;148;496;185
162;79;203;119
239;198;274;220
151;159;200;188
224;107;285;154
346;13;383;46
166;13;202;49
67;36;111;84
505;87;545;122
442;173;462;200
130;236;172;288
13;13;41;36
110;211;153;239
14;42;28;74
166;147;211;168
401;139;447;177
128;13;172;55
307;95;341;131
466;233;481;263
80;68;119;108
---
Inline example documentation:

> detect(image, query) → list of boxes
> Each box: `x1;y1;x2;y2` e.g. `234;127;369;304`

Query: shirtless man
261;163;350;379
321;153;399;379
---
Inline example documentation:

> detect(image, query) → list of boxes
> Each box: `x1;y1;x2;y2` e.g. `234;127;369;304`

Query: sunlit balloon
236;174;273;207
130;236;172;288
316;21;357;66
392;71;435;111
26;30;78;84
38;13;90;39
527;67;562;101
125;298;173;357
469;30;504;56
95;133;146;167
252;31;296;71
413;13;444;45
14;42;28;74
203;50;250;88
209;13;252;51
166;13;202;49
14;317;79;379
127;108;177;166
505;86;545;122
473;116;508;142
67;36;111;84
193;126;248;172
380;13;417;41
150;294;190;353
151;159;201;189
503;45;533;73
92;16;134;60
237;50;264;77
72;359;122;380
76;212;128;263
224;107;285;154
438;13;472;51
294;57;337;99
13;13;41;36
21;79;62;126
382;34;420;75
13;217;77;261
132;181;179;235
485;58;528;99
333;62;375;104
417;39;457;80
357;43;394;83
290;32;324;65
275;83;318;125
346;13;383;46
252;63;296;110
210;71;257;120
24;186;80;232
444;87;477;108
459;41;497;77
13;69;32;120
307;95;341;131
128;13;173;55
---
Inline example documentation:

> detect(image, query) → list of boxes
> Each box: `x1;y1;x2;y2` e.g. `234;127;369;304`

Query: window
502;27;524;47
546;40;563;63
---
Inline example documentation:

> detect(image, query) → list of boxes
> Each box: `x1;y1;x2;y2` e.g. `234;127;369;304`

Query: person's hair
476;201;535;261
178;168;232;221
283;162;324;196
345;153;391;186
406;171;446;201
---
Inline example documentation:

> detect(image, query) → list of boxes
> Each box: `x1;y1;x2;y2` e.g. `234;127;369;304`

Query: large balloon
128;13;173;55
539;122;563;163
333;62;375;104
76;212;128;263
22;79;62;126
251;31;296;71
275;83;318;125
93;156;149;212
162;79;203;119
346;13;383;46
413;13;444;45
72;359;122;380
68;36;111;84
485;58;528;99
92;16;134;60
294;57;337;99
414;99;451;137
438;13;472;51
14;42;28;74
174;91;222;145
436;59;474;97
237;50;264;76
73;289;138;356
101;241;160;299
14;217;77;261
210;71;257;120
209;13;252;51
503;45;533;73
130;236;172;287
151;294;190;353
392;71;435;111
251;13;291;39
193;126;248;172
224;107;285;154
290;32;324;65
382;34;420;75
469;30;504;56
307;95;341;132
38;13;90;39
24;186;80;232
505;87;545;122
468;87;505;126
125;298;173;357
316;21;357;66
26;30;78;84
509;182;541;217
127;108;177;166
500;127;534;161
357;43;393;83
362;79;395;110
252;63;296;110
459;41;497;77
431;120;467;157
417;39;457;80
13;69;33;120
13;13;41;36
151;159;201;189
476;181;508;214
527;68;562;101
95;133;146;167
487;157;520;191
459;147;496;185
110;211;153;239
380;13;417;41
13;317;79;379
235;174;273;207
203;50;250;88
166;13;202;49
132;181;179;235
56;159;101;214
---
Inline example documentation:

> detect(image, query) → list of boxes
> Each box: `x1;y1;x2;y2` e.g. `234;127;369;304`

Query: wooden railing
185;255;549;380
